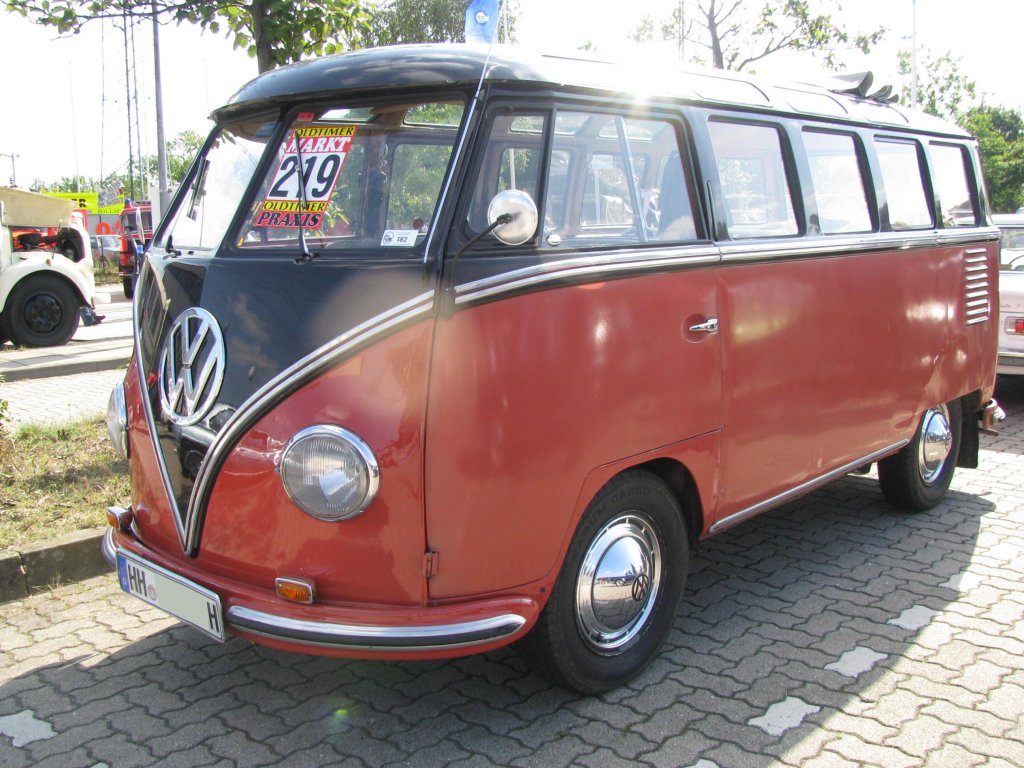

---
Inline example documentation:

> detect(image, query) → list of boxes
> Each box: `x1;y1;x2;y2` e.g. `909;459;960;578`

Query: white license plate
116;551;225;641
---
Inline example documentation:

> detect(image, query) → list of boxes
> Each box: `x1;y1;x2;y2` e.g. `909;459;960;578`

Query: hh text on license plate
117;551;224;641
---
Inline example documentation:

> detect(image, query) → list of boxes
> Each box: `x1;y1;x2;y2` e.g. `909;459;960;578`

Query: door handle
688;317;719;334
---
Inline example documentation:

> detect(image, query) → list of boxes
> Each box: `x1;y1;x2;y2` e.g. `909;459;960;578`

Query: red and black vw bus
103;45;1001;693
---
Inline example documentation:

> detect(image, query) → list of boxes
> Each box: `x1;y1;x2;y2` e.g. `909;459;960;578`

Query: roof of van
216;44;968;138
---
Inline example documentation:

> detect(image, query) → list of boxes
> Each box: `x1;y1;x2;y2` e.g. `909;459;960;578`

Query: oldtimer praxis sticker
256;125;356;228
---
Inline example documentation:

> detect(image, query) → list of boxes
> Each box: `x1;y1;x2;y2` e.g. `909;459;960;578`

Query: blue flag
465;0;500;45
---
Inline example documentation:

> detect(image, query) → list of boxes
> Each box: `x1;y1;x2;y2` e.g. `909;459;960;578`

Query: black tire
878;399;962;511
518;470;688;694
122;275;135;300
3;275;81;348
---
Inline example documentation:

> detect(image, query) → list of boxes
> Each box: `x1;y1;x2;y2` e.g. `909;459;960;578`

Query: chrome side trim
455;246;720;306
718;231;937;263
134;266;190;549
937;227;1000;246
184;290;436;554
226;606;528;652
708;441;910;535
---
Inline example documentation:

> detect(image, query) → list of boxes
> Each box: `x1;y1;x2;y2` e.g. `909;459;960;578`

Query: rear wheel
3;275;81;348
518;470;688;694
878;399;961;511
122;276;135;299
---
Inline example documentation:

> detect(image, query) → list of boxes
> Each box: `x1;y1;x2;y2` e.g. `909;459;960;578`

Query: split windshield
238;98;465;252
155;97;466;256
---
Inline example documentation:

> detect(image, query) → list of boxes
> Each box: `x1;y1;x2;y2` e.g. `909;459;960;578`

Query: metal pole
0;152;17;187
911;0;918;109
152;1;170;219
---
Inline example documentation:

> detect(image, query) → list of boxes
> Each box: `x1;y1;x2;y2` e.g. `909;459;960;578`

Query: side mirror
487;189;538;246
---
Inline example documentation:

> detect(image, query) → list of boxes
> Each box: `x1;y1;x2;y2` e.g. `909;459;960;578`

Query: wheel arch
629;457;704;553
568;431;720;568
0;259;91;311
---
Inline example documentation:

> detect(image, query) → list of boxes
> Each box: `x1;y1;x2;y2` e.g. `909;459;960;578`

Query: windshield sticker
380;230;421;247
256;125;357;229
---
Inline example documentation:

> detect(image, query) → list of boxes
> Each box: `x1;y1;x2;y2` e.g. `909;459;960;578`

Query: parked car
90;235;121;270
993;214;1024;375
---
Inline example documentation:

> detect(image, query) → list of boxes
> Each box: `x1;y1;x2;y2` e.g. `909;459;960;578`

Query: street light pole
0;152;18;187
911;0;918;109
151;1;170;219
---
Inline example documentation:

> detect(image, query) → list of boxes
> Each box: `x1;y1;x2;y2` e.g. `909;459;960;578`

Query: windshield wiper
292;127;319;265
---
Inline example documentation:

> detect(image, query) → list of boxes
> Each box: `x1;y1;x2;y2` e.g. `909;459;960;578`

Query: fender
0;251;96;311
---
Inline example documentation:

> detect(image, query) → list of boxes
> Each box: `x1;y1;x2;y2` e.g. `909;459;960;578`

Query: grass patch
0;418;129;550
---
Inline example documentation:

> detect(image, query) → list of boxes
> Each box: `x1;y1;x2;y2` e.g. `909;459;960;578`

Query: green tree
359;0;517;46
632;0;883;71
962;106;1024;213
898;48;977;122
140;130;205;185
3;0;371;73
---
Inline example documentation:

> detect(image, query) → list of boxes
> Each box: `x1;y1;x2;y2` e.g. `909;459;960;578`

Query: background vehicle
118;200;152;298
90;234;121;271
0;186;97;347
994;214;1024;375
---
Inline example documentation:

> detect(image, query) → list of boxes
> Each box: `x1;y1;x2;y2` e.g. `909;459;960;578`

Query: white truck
0;186;101;347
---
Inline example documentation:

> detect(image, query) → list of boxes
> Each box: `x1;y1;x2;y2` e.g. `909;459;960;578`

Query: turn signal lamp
106;506;134;531
276;577;315;604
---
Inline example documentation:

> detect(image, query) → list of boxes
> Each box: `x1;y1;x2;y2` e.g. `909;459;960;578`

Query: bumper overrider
102;522;536;656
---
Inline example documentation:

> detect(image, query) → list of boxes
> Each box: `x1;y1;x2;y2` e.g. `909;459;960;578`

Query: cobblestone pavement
0;369;126;429
2;377;1022;768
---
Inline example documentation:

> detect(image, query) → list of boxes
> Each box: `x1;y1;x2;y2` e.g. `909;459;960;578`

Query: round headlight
279;426;380;521
106;382;128;460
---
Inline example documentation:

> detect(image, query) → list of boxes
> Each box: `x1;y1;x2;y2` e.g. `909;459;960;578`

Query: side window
930;142;977;227
803;130;872;235
708;120;799;239
387;143;454;232
467;113;547;235
542;112;696;248
874;138;933;230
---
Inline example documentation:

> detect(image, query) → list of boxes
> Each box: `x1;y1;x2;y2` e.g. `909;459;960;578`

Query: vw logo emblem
631;573;652;602
158;307;226;427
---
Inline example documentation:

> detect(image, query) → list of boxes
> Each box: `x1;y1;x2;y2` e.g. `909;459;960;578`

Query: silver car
993;214;1024;376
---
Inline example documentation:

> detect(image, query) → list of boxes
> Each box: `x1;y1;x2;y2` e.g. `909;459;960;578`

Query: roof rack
822;71;899;104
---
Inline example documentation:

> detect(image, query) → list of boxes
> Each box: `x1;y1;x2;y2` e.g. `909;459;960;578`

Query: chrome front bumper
102;527;531;653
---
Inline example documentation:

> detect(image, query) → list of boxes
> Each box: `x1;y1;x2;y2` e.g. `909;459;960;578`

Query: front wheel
878;399;961;511
518;470;688;694
3;275;81;347
122;275;135;300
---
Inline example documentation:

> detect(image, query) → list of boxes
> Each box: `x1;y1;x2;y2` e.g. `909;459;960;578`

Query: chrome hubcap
918;404;953;485
575;514;662;654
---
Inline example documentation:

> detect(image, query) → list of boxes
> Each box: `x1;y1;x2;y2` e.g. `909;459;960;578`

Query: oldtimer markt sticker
256;125;356;229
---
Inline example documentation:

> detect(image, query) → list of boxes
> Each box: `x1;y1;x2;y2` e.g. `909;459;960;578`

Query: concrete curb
0;344;131;382
0;527;112;603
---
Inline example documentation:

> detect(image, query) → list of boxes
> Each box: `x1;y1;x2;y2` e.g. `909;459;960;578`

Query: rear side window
874;138;932;230
708;120;799;239
803;130;872;234
930;142;977;226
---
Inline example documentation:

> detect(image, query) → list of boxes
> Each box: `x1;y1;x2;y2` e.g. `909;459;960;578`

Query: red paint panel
126;322;434;607
716;244;998;518
425;271;721;598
